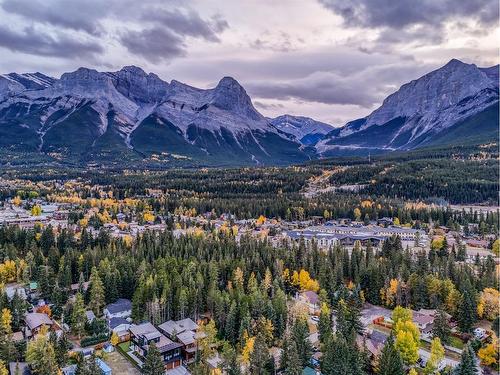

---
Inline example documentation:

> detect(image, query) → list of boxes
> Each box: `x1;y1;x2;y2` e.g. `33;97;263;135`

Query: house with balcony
158;318;200;364
129;322;183;370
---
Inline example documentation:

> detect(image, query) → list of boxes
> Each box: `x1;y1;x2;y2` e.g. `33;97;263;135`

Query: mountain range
0;59;498;167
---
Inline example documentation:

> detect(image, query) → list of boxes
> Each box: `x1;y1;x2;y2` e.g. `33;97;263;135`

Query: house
108;317;131;340
62;359;111;375
61;364;77;375
299;291;320;313
104;298;132;319
412;311;434;334
96;359;112;375
69;282;89;295
9;362;31;375
24;312;53;338
158;318;200;363
5;284;27;301
129;322;183;370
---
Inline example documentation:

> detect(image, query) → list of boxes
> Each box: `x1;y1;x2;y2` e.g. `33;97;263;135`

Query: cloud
246;63;433;108
119;27;186;63
0;25;104;58
147;9;228;42
1;0;110;35
249;31;303;52
319;0;498;30
253;101;285;111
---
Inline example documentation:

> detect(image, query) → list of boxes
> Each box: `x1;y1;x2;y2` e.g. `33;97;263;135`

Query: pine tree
88;267;105;316
454;343;478;375
457;282;477;334
220;342;241;375
318;302;332;344
432;308;451;345
377;335;404;375
142;342;165;375
26;326;59;375
293;317;312;366
283;340;302;375
336;298;363;343
249;333;270;375
71;293;87;339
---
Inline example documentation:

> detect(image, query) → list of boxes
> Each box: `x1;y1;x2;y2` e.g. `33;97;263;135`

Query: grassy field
106;351;140;375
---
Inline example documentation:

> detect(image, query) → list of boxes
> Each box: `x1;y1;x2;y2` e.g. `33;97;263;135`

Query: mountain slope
318;59;499;156
0;67;310;167
269;115;334;145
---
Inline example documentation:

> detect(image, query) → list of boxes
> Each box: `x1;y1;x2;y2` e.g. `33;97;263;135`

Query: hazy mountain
0;66;310;167
269;114;334;145
317;59;499;156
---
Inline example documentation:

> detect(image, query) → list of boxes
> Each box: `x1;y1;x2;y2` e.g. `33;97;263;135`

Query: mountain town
0;0;498;374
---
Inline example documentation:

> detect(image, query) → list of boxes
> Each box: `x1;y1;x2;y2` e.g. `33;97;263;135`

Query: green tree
292;317;312;366
71;293;87;339
432;308;451;345
457;282;477;334
220;342;241;375
88;267;105;316
318;302;332;344
26;326;59;375
282;339;302;375
249;333;270;375
454;343;478;375
76;354;101;375
376;334;404;375
336;298;363;343
424;337;445;375
142;342;165;375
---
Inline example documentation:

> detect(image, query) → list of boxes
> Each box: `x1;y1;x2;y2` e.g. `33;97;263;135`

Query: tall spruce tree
142;342;164;375
454;343;478;375
432;308;451;345
377;335;404;375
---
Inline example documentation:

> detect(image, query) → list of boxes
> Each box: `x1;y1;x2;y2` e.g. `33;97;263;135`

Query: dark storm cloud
119;27;186;63
1;0;108;35
319;0;498;30
0;0;228;62
147;9;229;42
0;25;104;58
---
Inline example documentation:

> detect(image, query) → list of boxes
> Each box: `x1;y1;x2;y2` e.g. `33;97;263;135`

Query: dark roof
109;317;129;329
105;298;131;315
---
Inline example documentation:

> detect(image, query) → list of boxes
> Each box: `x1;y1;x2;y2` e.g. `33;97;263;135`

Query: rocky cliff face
317;59;499;155
0;66;309;166
269;115;334;145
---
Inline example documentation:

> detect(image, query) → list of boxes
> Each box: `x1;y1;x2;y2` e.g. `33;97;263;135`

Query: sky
0;0;498;125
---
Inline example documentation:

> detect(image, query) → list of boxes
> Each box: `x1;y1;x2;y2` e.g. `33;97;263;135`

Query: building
24;312;54;338
285;224;426;249
104;298;132;319
158;318;200;364
108;317;131;340
129;322;183;370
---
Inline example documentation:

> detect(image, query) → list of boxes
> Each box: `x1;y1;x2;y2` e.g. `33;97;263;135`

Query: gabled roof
109;317;130;329
25;312;53;330
105;298;132;315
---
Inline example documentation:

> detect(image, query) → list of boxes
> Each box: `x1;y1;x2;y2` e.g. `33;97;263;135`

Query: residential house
109;317;131;340
24;312;54;338
158;318;200;363
412;311;434;334
104;298;132;319
299;291;320;313
129;322;183;370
